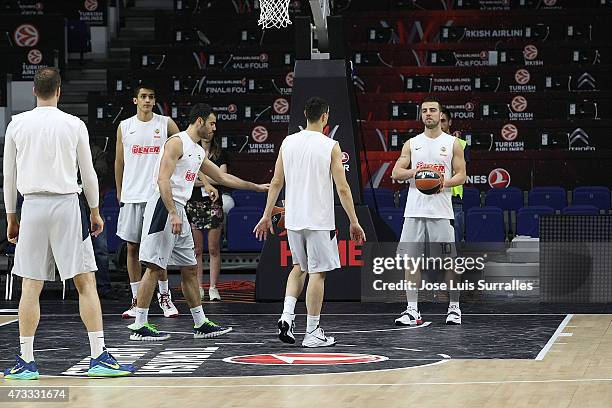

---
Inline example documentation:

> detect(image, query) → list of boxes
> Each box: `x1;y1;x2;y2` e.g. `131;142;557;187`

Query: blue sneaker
128;322;171;341
87;350;135;377
194;319;233;339
3;355;39;380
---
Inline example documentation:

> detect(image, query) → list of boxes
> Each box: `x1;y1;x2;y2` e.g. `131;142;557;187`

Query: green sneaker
194;319;233;339
128;322;171;341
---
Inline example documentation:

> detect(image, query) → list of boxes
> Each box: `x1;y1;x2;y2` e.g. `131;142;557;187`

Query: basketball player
128;103;269;340
440;107;468;243
2;68;134;379
254;97;366;347
115;84;181;319
391;96;466;325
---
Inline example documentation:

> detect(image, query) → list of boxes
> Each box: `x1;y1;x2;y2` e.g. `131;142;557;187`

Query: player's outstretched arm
391;139;416;181
443;139;467;188
331;144;366;244
254;151;284;241
200;158;269;193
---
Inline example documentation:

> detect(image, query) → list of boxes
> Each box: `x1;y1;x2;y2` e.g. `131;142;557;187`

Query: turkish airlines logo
488;168;511;188
35;2;44;11
523;45;538;61
543;0;557;6
501;124;518;141
228;104;237;113
515;69;530;85
259;53;269;62
273;98;289;114
252;125;268;143
285;71;294;87
479;51;488;60
185;170;196;182
223;353;388;365
131;145;160;155
14;24;39;47
341;152;350;164
511;96;528;112
576;73;596;90
27;49;42;64
569;128;590;146
84;0;98;11
464;102;474;112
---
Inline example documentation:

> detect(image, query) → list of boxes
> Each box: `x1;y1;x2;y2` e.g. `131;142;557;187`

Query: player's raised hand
253;216;274;241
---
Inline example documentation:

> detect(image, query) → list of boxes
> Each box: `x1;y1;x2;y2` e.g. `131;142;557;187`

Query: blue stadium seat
572;187;611;212
528;187;567;211
462;187;481;212
232;190;267;209
226;208;264;252
466;207;505;242
363;188;395;209
485;187;523;211
379;208;404;240
562;205;600;215
101;207;121;252
517;206;555;238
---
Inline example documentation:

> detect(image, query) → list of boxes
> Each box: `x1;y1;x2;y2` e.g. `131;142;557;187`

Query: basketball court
1;0;612;406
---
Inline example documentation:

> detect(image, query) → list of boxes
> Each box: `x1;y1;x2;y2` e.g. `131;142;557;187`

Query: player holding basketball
128;103;269;340
3;68;134;379
115;84;181;319
254;97;366;347
391;96;466;325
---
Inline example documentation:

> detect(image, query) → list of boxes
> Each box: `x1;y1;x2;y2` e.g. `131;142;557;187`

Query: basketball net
258;0;292;29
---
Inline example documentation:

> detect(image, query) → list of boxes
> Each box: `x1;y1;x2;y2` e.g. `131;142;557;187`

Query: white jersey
404;132;455;219
153;132;205;206
282;129;337;231
120;113;169;203
2;107;99;212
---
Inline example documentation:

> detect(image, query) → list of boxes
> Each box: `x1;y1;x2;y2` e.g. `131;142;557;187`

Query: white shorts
139;193;197;270
398;217;456;258
287;230;341;274
13;194;97;281
117;202;147;243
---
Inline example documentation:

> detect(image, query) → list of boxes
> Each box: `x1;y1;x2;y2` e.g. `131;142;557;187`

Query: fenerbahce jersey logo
132;145;161;155
185;171;197;182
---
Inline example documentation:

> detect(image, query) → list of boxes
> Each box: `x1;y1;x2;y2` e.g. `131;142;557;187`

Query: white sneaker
122;298;137;319
446;305;462;325
157;291;179;318
302;327;336;348
277;318;296;344
394;306;423;326
208;287;221;301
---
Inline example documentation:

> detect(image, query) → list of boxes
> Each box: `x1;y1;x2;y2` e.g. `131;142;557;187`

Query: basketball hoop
258;0;292;29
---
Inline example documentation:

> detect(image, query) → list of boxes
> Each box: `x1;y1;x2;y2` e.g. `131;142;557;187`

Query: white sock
19;336;34;362
449;301;460;309
190;306;207;327
130;282;140;299
135;307;149;327
158;280;169;294
406;288;418;310
306;315;320;333
88;331;105;359
281;296;297;322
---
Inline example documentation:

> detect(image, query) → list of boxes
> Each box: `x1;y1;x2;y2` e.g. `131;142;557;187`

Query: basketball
415;168;443;195
271;205;285;233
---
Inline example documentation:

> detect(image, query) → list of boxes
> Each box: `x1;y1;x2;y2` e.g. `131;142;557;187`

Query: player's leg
428;219;461;325
123;241;141;317
117;202;145;318
51;193;133;376
301;230;339;348
207;226;223;301
191;226;205;299
395;218;425;326
173;207;232;339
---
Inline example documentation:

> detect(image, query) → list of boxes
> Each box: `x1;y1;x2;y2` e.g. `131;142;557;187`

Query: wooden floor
1;314;611;407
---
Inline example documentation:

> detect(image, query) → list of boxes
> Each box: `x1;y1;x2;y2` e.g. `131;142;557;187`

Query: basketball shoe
394;306;423;326
122;298;137;319
88;349;135;377
128;322;171;341
277;318;296;344
157;290;179;318
446;304;462;325
3;355;39;380
194;319;233;339
302;327;336;348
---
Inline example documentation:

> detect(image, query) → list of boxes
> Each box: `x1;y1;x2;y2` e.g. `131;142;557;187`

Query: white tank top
404;132;455;219
282;130;337;231
120;113;169;203
153;132;206;206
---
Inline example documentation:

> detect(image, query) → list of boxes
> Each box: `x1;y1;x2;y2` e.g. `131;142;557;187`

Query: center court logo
223;353;388;365
488;168;511;188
